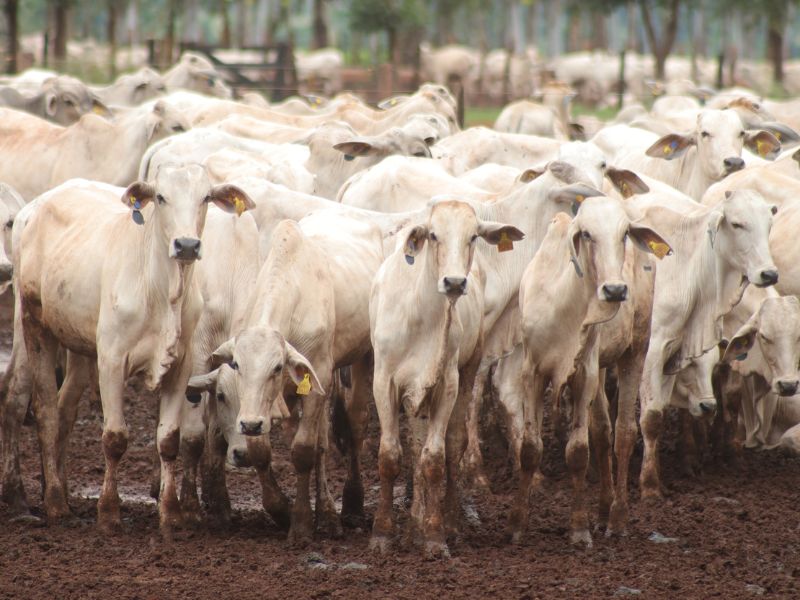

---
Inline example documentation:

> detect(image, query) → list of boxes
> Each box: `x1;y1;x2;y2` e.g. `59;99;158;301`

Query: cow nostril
602;283;627;302
239;419;264;436
232;448;247;464
173;237;202;259
699;401;716;414
723;157;745;172
759;269;779;286
777;380;799;396
442;277;467;295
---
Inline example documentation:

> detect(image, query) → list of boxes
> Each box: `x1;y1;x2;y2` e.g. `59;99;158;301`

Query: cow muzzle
228;445;251;468
238;417;265;436
601;283;628;302
723;157;745;175
776;378;799;397
441;276;467;297
171;237;202;261
0;262;12;283
754;268;779;288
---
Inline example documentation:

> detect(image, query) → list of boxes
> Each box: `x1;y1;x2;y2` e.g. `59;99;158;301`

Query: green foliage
349;0;426;34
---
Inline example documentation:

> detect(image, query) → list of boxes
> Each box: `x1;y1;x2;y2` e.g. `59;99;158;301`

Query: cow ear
605;167;649;198
477;221;525;246
403;225;428;260
568;122;586;141
722;319;758;363
207;184;255;216
333;139;375;160
645;133;695;160
187;368;220;393
211;339;235;367
548;160;579;184
745;130;781;160
45;91;58;117
92;97;111;117
757;122;800;146
547;183;603;214
518;166;546;183
284;342;325;396
121;181;155;209
628;222;673;259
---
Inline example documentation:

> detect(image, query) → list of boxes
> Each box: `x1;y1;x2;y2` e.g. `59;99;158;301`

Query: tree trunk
5;0;18;74
769;21;784;85
312;0;328;49
639;0;680;80
591;10;607;50
219;0;231;47
164;0;178;63
53;0;68;68
546;0;562;57
107;0;117;79
235;0;246;48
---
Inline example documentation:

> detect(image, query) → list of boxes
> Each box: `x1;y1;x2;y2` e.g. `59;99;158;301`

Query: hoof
181;510;203;529
510;529;525;545
97;513;122;535
316;510;343;539
423;540;451;560
369;534;391;554
640;487;663;503
287;523;314;547
570;529;593;548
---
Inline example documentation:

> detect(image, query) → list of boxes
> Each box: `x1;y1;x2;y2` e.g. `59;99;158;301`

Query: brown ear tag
296;373;312;395
497;231;514;252
647;240;671;259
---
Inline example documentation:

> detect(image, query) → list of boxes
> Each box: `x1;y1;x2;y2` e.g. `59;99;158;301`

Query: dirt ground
1;299;799;599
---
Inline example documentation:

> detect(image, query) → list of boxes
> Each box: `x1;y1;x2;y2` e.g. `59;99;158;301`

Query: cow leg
55;352;92;502
680;410;701;477
179;396;205;526
508;358;544;544
247;435;290;530
463;367;491;492
370;370;400;553
589;370;613;532
639;346;675;501
201;409;232;526
566;362;597;547
148;399;161;499
340;355;372;525
419;368;458;559
23;312;70;523
607;348;642;536
1;342;33;515
314;396;342;538
287;392;324;545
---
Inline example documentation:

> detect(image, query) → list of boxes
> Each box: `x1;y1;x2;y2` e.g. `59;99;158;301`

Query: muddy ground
0;296;798;599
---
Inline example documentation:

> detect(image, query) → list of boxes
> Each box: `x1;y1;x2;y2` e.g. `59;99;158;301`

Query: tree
349;0;425;65
51;0;69;68
312;0;329;49
638;0;681;80
4;0;17;74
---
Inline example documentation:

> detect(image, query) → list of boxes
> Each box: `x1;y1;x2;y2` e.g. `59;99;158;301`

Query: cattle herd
1;50;800;564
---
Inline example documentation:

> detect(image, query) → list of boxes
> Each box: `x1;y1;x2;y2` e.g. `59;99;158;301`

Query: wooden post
617;49;626;111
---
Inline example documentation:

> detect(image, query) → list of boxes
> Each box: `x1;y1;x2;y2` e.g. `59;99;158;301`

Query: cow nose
602;283;628;302
231;447;249;467
759;269;779;286
777;379;799;397
442;276;467;296
173;237;202;260
239;418;264;436
0;262;12;282
723;157;745;173
699;400;717;415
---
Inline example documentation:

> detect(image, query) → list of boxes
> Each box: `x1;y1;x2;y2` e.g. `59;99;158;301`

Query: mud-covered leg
247;435;290;530
1;342;33;514
287;391;325;546
680;409;701;477
179;395;205;526
314;396;342;538
370;370;400;553
463;367;491;491
639;345;674;501
55;352;92;503
202;412;232;526
589;370;613;532
339;356;372;526
566;361;597;547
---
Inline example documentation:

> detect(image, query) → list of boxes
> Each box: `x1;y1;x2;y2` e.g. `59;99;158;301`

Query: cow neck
675;146;712;201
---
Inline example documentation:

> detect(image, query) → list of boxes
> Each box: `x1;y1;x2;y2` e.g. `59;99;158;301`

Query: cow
0;101;188;201
636;189;778;500
187;212;384;543
0;184;25;292
162;52;233;98
0;74;110;125
494;82;584;141
369;201;523;558
14;168;254;533
92;67;167;107
592;110;781;200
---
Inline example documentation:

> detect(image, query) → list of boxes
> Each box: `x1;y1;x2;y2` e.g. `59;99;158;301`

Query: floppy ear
518;166;546;183
548;160;579;184
403;225;428;260
284;342;326;396
211;339;235;367
547;183;603;214
187;368;220;393
207;184;256;216
722;318;758;363
707;210;725;247
645;133;695;160
628;222;673;259
477;221;525;246
757;122;800;146
333;139;376;160
605;168;649;198
568;220;581;259
45;91;58;117
121;181;155;210
744;130;781;160
568;122;586;141
92;97;111;117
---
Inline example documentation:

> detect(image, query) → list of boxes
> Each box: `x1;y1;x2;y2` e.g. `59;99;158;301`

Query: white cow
14;168;254;532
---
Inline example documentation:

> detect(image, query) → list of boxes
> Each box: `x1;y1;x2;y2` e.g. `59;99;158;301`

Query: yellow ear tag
663;145;673;156
296;373;312;395
129;195;136;205
576;194;585;203
648;240;671;259
497;231;513;253
757;139;769;157
621;182;631;197
93;105;105;115
234;196;246;217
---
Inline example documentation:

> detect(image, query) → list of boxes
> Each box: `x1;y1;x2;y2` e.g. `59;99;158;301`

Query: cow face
568;196;671;303
120;165;254;262
723;296;800;397
403;201;524;298
43;75;110;125
672;351;718;417
712;190;778;288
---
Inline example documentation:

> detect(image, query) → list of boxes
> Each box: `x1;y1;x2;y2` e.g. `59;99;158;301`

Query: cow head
568;196;671;303
121;164;254;262
723;296;800;398
146;100;190;143
403;201;524;298
672;351;719;417
646;109;781;180
710;190;778;288
42;75;111;125
333;127;432;161
189;328;324;466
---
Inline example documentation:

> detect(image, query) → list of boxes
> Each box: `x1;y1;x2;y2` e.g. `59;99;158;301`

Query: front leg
179;396;205;526
287;391;324;546
370;369;400;554
638;342;674;500
314;393;342;538
339;355;372;527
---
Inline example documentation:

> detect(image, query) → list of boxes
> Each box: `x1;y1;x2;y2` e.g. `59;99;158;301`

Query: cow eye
731;222;744;230
581;230;592;241
273;364;282;374
753;103;761;110
413;151;427;157
216;392;226;403
600;161;607;170
230;360;239;371
172;125;185;132
470;234;478;243
429;232;438;242
738;130;745;138
5;219;12;228
760;334;771;344
701;131;710;139
156;193;166;205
